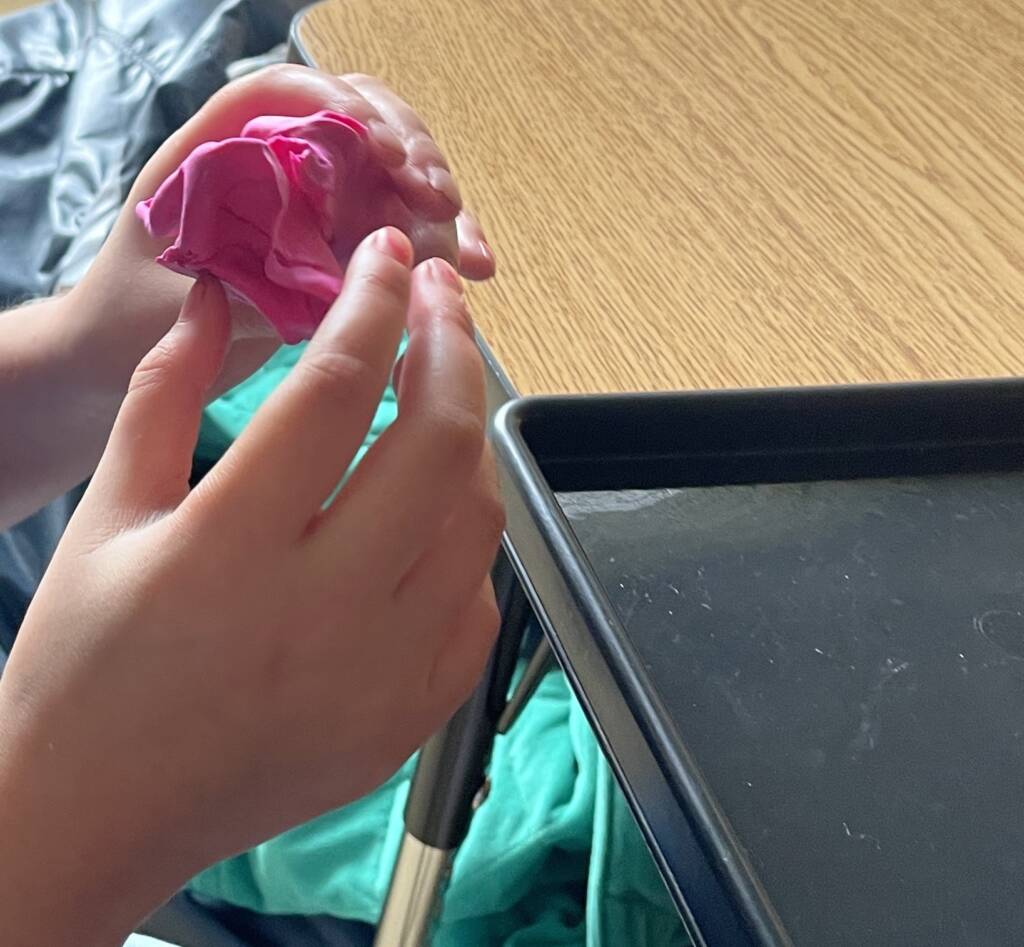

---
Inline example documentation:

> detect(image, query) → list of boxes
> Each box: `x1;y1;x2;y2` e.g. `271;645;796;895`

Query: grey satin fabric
0;0;308;305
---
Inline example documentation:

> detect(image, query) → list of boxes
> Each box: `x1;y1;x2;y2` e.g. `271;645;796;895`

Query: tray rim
491;377;1024;947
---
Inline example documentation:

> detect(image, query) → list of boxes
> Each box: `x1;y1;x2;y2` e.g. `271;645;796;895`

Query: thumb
88;276;231;522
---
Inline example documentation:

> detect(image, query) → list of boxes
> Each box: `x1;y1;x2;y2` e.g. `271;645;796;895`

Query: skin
0;66;503;946
0;64;495;530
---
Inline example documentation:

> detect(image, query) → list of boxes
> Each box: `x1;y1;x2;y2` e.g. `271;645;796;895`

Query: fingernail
477;240;494;263
429;258;464;294
426;165;462;207
371;227;413;266
368;120;405;160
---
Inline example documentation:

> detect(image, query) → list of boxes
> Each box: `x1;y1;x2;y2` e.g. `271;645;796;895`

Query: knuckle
408;130;443;162
262;62;299;80
473;493;507;547
297;348;377;407
341;71;376;86
247;62;301;89
436;297;475;337
355;261;410;308
212;64;281;104
127;338;176;396
206;80;240;111
212;65;313;117
429;404;485;463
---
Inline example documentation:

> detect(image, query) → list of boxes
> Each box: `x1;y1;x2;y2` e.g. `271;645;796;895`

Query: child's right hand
0;226;503;947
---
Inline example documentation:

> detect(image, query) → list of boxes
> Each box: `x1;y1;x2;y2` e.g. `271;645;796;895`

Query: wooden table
294;5;1024;944
296;0;1023;397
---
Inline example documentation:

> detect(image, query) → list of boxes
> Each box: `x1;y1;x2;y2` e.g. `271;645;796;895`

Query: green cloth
191;345;688;947
196;341;402;467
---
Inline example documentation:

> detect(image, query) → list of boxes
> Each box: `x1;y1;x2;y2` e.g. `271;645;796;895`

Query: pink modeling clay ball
136;110;390;344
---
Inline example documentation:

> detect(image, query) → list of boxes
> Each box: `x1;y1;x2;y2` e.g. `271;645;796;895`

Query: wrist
71;252;190;403
0;685;181;946
71;197;196;401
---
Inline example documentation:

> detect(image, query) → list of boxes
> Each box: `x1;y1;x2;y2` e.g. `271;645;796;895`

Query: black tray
493;379;1024;947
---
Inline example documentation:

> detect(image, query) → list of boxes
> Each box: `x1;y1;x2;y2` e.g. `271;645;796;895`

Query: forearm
0;693;177;947
0;762;139;947
0;267;181;530
0;293;118;529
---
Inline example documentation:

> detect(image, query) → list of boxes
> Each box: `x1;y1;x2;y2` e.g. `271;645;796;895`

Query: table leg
373;546;534;947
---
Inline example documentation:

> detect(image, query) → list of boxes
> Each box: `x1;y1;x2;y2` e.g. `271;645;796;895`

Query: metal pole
373;548;533;947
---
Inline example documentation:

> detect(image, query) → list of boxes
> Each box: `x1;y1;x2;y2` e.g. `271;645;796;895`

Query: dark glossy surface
562;474;1024;946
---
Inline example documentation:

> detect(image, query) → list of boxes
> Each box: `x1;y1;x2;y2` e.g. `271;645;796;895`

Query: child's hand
0;227;503;946
70;64;495;400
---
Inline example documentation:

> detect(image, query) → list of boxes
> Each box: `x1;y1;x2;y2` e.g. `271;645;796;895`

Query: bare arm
0;284;176;529
0;65;494;531
0;64;501;944
0;236;502;947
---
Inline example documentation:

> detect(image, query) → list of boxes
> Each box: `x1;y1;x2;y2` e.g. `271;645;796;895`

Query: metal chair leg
374;546;534;947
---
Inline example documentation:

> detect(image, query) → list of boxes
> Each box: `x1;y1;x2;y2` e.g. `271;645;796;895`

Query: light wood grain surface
297;0;1024;396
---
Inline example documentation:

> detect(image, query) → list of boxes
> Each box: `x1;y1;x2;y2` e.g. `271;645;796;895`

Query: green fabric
190;347;688;946
196;340;403;468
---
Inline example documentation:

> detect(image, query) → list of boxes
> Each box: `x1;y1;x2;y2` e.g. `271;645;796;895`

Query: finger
425;579;501;711
312;74;407;169
317;258;485;574
455;211;497;281
89;277;230;520
343;73;461;222
132;65;397;200
395;445;505;610
185;227;413;538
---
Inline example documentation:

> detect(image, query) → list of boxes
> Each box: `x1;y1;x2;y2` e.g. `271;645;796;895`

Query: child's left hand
70;64;495;400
